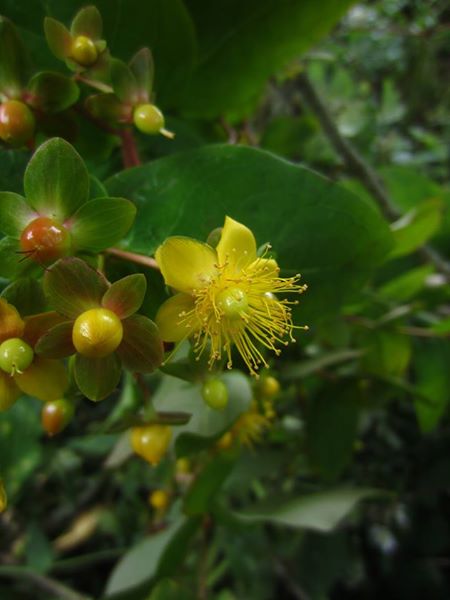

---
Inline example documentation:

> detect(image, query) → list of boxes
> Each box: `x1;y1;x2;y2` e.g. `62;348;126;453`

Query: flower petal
44;257;108;319
155;293;198;342
0;298;24;343
117;314;163;373
155;237;218;293
0;371;21;411
102;274;146;319
74;353;121;402
34;322;75;358
23;312;66;348
216;216;257;271
15;357;68;401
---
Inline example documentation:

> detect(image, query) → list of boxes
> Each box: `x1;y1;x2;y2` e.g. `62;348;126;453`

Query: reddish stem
120;129;141;168
105;247;159;270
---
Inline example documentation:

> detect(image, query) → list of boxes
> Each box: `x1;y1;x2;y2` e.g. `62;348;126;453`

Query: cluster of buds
0;6;172;151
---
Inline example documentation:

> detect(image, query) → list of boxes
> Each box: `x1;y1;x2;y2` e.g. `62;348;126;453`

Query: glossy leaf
129;47;154;102
110;58;139;104
44;17;72;61
1;278;46;317
117;314;163;373
390;200;442;258
0;236;38;280
27;72;80;113
24;138;90;221
74;352;122;401
102;274;146;319
0;192;35;237
71;6;102;39
34;321;75;358
70;197;136;252
15;357;68;401
44;257;108;319
106;145;393;319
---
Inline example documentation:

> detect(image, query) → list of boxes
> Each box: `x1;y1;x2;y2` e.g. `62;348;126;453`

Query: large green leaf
105;145;393;319
179;0;354;117
104;509;200;597
231;487;387;532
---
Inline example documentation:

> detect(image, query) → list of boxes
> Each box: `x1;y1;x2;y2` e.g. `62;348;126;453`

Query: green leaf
110;58;139;104
0;236;38;279
184;455;235;515
70;197;136;252
231;487;387;532
1;278;46;316
44;257;108;319
129;47;154;101
117;314;164;373
414;339;450;433
27;72;80;113
0;148;29;193
178;0;354;118
24;137;90;221
70;5;102;39
378;264;434;303
104;511;201;596
44;17;72;61
74;352;122;401
148;579;194;600
102;274;146;319
152;368;253;455
390;200;442;258
0;16;28;96
307;384;360;482
105;145;393;320
363;330;412;378
0;192;35;237
35;322;75;358
85;93;129;123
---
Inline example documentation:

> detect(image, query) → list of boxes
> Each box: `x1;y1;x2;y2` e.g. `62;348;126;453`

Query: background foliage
0;0;449;598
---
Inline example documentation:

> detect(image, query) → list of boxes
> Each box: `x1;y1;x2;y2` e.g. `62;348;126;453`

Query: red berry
20;217;71;264
41;398;74;436
0;100;35;147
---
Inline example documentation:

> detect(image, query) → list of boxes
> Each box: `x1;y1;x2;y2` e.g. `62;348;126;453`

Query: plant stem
120;129;141;168
74;74;113;94
296;71;450;279
105;247;159;270
0;565;92;600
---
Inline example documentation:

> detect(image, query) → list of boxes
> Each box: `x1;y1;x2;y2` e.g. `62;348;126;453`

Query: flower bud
41;398;74;436
72;308;123;358
130;424;172;465
0;338;34;375
20;217;71;264
202;378;228;410
259;375;281;399
133;103;165;135
149;489;169;511
0;100;35;147
71;35;98;66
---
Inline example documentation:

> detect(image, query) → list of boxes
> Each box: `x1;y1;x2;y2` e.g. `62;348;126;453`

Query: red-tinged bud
20;217;71;264
41;398;74;436
0;100;35;147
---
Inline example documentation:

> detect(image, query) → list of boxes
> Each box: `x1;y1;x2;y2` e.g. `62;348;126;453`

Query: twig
120;129;141;168
296;71;450;279
0;565;92;600
74;74;113;94
105;247;159;270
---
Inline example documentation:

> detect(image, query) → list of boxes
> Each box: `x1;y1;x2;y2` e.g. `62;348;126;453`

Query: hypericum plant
155;216;308;375
35;258;163;401
130;424;173;466
0;17;79;147
0;137;136;277
86;48;174;139
0;298;68;411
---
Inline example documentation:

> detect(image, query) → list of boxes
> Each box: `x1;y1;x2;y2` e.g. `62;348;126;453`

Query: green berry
0;338;34;375
133;103;165;135
202;378;228;411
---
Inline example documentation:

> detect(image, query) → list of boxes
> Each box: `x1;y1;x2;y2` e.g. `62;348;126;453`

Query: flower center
0;338;34;375
71;35;98;66
216;287;248;320
72;308;123;358
20;217;71;264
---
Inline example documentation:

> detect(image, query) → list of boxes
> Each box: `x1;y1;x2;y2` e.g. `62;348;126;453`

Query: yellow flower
155;217;307;375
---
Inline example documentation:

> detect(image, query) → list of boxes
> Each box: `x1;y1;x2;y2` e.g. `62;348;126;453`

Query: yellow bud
216;431;233;450
149;489;169;510
130;424;172;465
71;35;98;66
72;308;123;358
259;375;281;399
175;457;191;474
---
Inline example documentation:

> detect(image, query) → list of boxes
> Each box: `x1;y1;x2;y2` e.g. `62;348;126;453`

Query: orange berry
20;217;71;264
0;100;35;147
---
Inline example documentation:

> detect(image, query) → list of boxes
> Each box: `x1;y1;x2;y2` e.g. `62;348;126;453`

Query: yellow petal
155;237;218;293
0;299;24;343
0;370;21;411
216;216;257;271
15;357;68;401
0;479;6;513
155;293;198;342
